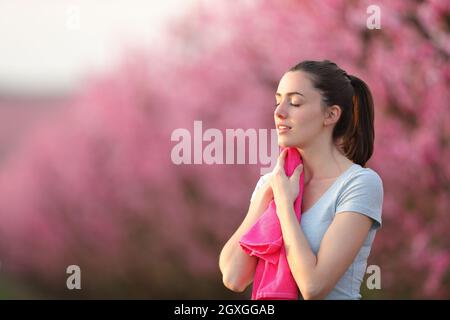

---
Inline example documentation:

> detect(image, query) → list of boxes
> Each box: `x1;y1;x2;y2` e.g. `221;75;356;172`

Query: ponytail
341;75;374;167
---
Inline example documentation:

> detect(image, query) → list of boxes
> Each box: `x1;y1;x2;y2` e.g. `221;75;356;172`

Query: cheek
292;108;323;134
276;106;324;147
285;114;322;147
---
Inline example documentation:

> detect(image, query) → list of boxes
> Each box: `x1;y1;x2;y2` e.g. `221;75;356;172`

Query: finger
276;148;288;170
290;164;303;181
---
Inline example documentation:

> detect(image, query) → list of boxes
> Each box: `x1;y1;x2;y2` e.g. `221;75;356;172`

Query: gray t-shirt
249;163;384;300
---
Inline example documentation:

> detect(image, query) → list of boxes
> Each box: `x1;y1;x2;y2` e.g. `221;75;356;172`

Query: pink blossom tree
0;0;449;298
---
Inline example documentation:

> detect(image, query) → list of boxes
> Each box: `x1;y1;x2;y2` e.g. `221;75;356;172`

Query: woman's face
274;71;327;149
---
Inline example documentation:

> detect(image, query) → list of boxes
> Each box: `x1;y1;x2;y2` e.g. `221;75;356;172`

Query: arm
270;149;378;299
219;179;272;292
277;203;372;300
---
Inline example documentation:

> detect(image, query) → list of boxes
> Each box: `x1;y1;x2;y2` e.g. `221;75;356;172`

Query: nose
274;101;288;119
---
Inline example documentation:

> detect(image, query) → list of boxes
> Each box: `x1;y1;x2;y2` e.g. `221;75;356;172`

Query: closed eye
275;103;300;107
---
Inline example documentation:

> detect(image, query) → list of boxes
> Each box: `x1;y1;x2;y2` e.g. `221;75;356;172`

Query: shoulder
255;171;273;188
341;165;383;193
336;165;384;229
250;172;273;203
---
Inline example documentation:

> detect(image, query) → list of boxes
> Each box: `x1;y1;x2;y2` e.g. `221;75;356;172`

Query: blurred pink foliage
0;0;449;298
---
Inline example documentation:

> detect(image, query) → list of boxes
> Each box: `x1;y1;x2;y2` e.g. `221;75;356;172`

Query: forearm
277;202;322;299
219;237;256;292
219;197;271;291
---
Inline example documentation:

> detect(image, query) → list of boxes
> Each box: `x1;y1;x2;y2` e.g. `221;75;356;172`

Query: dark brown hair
288;60;374;167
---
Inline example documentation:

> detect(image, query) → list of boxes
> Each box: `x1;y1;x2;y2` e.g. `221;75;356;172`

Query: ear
324;105;342;126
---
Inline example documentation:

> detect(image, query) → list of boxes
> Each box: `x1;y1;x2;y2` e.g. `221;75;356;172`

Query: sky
0;0;196;96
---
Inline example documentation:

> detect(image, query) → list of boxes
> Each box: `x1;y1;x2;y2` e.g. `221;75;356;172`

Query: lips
276;124;292;133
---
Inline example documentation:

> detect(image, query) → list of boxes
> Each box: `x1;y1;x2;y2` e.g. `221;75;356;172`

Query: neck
296;139;352;184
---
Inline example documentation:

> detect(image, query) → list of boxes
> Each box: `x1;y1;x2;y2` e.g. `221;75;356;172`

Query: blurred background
0;0;449;299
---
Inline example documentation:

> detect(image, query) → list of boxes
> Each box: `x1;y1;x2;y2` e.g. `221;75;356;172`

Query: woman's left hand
270;148;303;210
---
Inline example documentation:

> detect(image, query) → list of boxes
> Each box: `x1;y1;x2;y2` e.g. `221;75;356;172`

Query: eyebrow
275;91;305;97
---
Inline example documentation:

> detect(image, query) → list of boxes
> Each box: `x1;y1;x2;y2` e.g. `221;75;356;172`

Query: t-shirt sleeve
249;173;272;204
335;169;384;230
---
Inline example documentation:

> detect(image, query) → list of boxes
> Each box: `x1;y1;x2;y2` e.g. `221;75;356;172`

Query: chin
278;136;305;149
277;139;296;148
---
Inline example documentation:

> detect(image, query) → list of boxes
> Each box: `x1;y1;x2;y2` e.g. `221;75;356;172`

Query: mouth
276;124;292;133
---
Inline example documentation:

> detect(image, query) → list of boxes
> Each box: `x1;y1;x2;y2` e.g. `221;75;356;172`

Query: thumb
290;164;303;181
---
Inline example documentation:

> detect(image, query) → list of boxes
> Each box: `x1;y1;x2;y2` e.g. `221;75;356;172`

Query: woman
219;60;384;300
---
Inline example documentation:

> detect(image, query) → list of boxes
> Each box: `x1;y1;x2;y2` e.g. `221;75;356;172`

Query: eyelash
275;103;300;107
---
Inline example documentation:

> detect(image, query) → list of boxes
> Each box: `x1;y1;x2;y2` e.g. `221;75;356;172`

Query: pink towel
239;147;304;300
